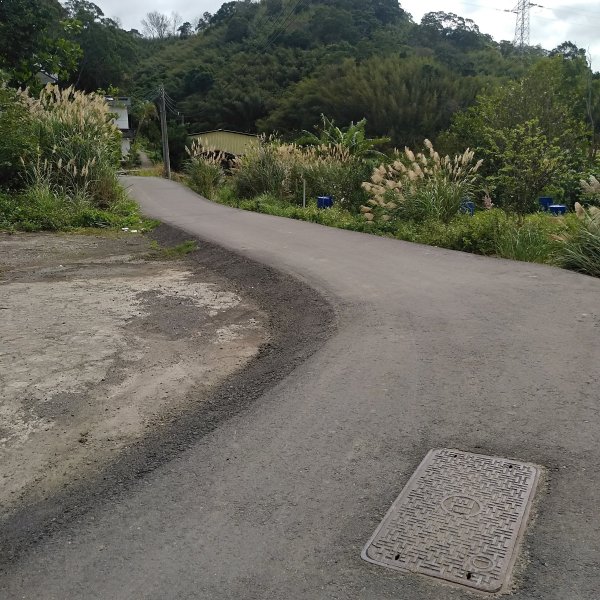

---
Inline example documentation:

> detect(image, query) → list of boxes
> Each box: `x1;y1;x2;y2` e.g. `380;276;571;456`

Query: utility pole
158;85;171;179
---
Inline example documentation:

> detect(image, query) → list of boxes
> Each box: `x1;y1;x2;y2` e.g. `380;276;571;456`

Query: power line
413;0;600;50
417;0;600;22
140;89;160;102
255;0;300;39
252;1;279;33
257;0;308;54
164;96;178;112
439;0;600;21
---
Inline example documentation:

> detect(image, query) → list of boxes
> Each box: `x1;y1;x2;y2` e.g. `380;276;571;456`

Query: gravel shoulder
0;230;268;516
0;223;334;564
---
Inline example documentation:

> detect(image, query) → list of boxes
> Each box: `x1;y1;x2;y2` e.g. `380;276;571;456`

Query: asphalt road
2;177;599;599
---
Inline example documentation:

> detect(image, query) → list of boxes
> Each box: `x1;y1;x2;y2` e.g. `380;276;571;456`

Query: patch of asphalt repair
0;223;336;567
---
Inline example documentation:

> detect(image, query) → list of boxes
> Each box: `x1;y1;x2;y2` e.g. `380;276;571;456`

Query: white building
106;97;133;158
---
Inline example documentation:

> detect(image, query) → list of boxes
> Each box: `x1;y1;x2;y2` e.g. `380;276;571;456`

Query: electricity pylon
513;0;530;49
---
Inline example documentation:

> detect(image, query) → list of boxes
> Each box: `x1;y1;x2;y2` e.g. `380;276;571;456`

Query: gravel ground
0;230;267;517
0;224;334;565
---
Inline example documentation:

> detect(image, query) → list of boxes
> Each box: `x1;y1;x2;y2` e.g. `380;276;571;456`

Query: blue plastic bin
460;200;475;216
549;204;567;216
317;195;333;209
539;197;553;211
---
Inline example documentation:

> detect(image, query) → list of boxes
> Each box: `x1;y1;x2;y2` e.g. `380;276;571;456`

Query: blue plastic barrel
317;195;333;209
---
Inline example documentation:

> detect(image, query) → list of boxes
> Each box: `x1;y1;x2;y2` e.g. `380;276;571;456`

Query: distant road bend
2;176;599;600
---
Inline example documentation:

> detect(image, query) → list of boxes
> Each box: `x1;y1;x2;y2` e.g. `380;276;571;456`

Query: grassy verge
146;239;199;260
0;186;155;233
199;183;572;267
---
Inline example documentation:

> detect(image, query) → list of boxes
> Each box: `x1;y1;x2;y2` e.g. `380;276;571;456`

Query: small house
106;97;134;158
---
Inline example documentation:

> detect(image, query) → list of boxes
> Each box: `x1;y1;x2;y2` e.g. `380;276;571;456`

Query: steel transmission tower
513;0;530;49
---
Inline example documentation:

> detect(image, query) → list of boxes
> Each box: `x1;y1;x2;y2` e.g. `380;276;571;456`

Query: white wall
121;137;131;158
111;105;129;131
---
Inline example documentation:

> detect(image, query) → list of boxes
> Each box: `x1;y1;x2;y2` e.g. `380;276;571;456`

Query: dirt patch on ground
0;232;267;516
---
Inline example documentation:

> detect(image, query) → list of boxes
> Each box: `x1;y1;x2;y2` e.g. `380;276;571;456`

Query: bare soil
0;231;267;516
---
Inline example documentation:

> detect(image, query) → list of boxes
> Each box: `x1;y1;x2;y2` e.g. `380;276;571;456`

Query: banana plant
297;114;390;158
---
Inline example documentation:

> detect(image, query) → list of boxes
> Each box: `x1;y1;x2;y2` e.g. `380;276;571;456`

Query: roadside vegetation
0;84;146;232
147;239;199;259
183;56;600;278
0;0;598;277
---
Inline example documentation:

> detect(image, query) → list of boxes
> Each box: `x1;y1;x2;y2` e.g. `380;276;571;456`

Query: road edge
0;222;337;568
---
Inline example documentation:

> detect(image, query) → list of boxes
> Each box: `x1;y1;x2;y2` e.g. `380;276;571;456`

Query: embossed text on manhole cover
361;449;540;593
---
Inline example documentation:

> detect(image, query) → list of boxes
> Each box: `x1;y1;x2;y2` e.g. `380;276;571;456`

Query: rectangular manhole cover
362;449;539;593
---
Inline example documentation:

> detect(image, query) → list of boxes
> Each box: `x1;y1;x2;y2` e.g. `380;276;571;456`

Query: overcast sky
95;0;600;64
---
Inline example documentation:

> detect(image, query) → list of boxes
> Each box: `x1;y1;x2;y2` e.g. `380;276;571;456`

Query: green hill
129;0;550;146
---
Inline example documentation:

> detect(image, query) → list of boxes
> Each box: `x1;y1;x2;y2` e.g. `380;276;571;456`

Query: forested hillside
129;0;547;145
2;0;597;151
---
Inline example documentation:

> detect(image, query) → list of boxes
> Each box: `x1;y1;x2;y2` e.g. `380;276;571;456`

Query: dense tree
195;12;213;32
7;0;582;170
210;2;241;26
134;0;598;154
0;0;81;85
443;57;592;154
260;56;483;146
421;12;483;45
127;0;597;152
64;0;139;91
482;120;576;212
178;22;194;39
550;41;587;61
0;87;35;188
441;57;593;208
225;15;250;43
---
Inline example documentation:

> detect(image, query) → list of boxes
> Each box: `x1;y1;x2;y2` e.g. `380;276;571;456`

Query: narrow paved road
2;177;599;599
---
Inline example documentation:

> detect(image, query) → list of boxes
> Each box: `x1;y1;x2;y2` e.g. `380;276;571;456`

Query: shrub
0;184;145;232
0;184;91;231
494;213;563;263
232;141;286;199
482;120;577;214
297;115;389;159
231;139;370;210
184;141;225;199
557;203;600;277
580;175;600;207
362;140;483;223
0;86;35;189
453;210;512;255
393;210;564;263
123;139;142;169
215;183;238;205
407;210;508;254
18;85;122;207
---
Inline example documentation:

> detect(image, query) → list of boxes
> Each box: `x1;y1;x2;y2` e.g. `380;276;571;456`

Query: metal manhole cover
361;449;540;593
